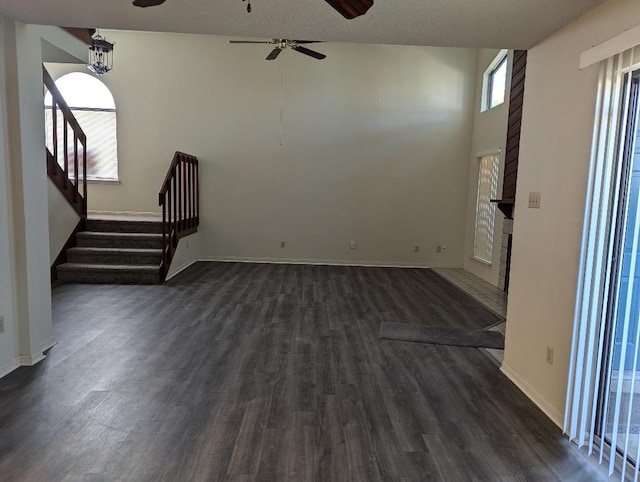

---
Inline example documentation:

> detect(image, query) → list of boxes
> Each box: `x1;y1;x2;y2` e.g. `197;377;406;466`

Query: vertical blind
44;107;118;181
473;153;500;263
565;47;640;480
43;72;118;181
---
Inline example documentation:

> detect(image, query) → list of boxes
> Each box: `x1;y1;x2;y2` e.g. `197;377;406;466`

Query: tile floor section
432;267;507;364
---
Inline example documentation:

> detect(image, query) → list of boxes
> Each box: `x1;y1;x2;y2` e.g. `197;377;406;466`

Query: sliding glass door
599;72;640;464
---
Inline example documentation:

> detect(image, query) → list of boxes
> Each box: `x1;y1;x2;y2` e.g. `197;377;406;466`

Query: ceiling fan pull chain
246;0;252;12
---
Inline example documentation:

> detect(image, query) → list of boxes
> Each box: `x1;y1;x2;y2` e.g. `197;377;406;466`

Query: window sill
480;101;505;113
87;179;120;185
471;256;492;267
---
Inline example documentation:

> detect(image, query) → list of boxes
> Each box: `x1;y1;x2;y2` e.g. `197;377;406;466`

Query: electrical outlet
350;240;356;250
280;241;286;248
0;315;4;334
414;245;420;253
546;346;554;365
436;245;442;253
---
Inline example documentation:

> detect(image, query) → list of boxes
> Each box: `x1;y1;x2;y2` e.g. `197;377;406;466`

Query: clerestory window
482;50;508;111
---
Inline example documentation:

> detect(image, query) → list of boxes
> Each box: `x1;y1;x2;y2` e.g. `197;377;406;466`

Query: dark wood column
497;49;527;220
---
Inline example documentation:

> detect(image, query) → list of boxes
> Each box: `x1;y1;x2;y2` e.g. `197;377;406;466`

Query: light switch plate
528;192;541;209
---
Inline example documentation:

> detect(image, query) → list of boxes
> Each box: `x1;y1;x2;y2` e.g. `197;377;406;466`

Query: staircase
56;216;163;284
44;64;200;285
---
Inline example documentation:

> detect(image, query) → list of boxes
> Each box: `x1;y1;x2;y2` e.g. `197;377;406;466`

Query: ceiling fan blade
266;48;282;61
292;46;326;60
292;41;322;45
229;40;275;44
132;0;166;7
324;0;374;19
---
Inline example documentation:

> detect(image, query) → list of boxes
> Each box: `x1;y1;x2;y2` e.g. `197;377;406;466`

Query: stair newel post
52;103;58;162
176;156;181;232
167;186;172;258
185;157;190;229
195;159;199;224
191;159;195;229
179;156;184;232
184;158;188;230
161;193;167;278
183;157;188;229
177;156;181;231
82;137;87;216
187;159;192;229
63;121;69;188
192;158;196;228
73;133;79;202
172;165;177;248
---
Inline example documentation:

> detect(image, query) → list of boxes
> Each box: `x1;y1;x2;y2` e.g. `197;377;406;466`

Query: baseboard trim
199;256;433;269
42;337;56;352
0;358;20;378
18;352;46;367
166;259;198;281
500;362;563;428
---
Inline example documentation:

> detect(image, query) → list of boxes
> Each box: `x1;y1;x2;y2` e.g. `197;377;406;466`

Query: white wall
0;17;87;376
48;32;478;268
166;233;199;280
462;49;510;286
47;180;80;263
502;0;640;426
0;15;19;376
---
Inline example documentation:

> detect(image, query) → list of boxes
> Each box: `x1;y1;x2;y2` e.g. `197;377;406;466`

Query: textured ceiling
0;0;607;49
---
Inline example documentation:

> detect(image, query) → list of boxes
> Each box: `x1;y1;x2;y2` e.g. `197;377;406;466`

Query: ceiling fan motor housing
229;39;327;60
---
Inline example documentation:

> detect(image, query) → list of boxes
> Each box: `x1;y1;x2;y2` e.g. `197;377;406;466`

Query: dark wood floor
0;262;611;481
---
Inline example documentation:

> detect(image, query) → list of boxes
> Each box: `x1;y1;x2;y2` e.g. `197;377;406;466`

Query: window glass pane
45;108;118;180
474;154;500;263
489;58;507;109
76;110;118;180
44;72;115;109
44;72;118;181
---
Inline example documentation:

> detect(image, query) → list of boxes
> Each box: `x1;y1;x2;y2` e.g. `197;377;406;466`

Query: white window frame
481;50;509;112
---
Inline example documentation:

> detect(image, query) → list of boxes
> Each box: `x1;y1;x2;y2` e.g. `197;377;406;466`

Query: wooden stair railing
43;66;88;218
158;151;199;281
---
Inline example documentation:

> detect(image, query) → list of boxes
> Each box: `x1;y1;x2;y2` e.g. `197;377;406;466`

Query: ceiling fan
132;0;374;19
229;39;326;61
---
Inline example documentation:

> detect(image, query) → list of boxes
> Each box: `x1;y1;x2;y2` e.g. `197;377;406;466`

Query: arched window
45;72;118;181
